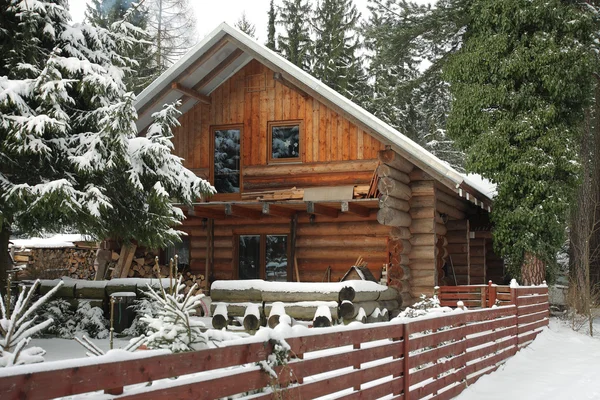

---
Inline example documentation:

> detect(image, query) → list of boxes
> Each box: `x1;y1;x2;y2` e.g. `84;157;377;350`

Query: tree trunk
521;253;545;285
0;223;11;296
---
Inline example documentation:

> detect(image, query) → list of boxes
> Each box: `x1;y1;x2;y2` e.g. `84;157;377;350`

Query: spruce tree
234;11;256;38
445;0;594;281
266;0;277;51
362;0;468;169
311;0;367;103
85;0;155;94
277;0;312;70
0;0;214;291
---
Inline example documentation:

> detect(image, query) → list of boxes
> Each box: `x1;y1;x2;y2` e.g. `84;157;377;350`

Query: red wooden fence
0;286;549;400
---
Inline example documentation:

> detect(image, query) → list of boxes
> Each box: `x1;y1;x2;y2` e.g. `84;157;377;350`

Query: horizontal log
410;246;438;260
388;239;412;255
436;200;466;220
210;302;260;317
297;221;391;236
378;149;414;173
191;248;232;260
446;232;468;244
261;290;342;303
379;195;410;212
436;190;469;212
210;288;263;302
409;260;436;271
410;275;436;287
377;164;410;184
470;247;487;257
296;259;388;273
409;169;433;181
436;223;447;235
388;265;411;280
409;196;436;208
243;171;373;191
377;207;412;227
190;238;231;249
377;286;400;301
378;177;412;200
390;227;412;240
296;236;386;248
410;181;435;196
244;160;379;177
296;247;387;260
410;219;435;234
445;220;469;231
447;244;469;254
410;207;435;219
409;234;436;247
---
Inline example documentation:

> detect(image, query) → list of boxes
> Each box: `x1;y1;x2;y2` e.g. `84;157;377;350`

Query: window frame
210;124;243;200
267;120;303;164
233;232;291;281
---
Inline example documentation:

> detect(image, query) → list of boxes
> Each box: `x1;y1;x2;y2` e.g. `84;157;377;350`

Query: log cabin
134;23;503;305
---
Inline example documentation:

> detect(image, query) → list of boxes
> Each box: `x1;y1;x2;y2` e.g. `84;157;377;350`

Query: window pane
166;237;190;273
239;235;260;280
214;129;240;193
266;235;287;282
271;125;299;159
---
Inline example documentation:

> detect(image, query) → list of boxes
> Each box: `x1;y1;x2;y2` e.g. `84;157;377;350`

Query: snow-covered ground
457;318;600;400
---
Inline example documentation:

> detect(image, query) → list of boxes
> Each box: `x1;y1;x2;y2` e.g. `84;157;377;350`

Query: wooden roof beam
193;48;244;91
273;72;309;98
190;207;226;220
262;203;296;218
137;37;229;117
171;83;211;105
306;201;339;218
341;201;371;218
225;204;262;220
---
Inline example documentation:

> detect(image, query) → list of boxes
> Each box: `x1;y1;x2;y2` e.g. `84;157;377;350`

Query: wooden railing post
487;281;497;308
403;324;410;400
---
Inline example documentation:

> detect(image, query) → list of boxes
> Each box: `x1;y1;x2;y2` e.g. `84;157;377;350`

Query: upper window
268;121;301;162
212;126;241;194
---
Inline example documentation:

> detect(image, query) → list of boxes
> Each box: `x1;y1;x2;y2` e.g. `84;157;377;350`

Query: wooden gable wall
170;59;385;180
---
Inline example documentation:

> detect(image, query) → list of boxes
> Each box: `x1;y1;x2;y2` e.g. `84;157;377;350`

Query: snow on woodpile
10;234;92;249
211;279;389;294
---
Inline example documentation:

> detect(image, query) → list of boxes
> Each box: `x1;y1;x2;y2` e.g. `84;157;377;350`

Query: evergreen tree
0;0;214;292
147;0;197;72
235;11;256;38
85;0;156;94
277;0;312;70
362;0;468;169
311;0;367;103
266;0;277;51
445;0;594;280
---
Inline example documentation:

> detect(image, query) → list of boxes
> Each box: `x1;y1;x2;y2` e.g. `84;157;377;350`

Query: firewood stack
13;247;97;280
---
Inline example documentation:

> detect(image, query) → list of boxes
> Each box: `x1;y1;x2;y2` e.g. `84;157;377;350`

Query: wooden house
134;23;503;305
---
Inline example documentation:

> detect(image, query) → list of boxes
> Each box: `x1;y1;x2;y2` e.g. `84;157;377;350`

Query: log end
212;314;228;330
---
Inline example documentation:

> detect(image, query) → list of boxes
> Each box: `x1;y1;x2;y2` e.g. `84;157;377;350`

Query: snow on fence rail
0;286;549;400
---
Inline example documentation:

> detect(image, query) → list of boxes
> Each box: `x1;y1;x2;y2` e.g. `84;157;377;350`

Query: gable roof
134;23;494;207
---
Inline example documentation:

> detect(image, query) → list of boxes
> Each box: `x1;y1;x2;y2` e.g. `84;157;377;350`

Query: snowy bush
121;295;163;337
0;280;63;367
74;302;109;339
395;294;453;319
35;299;76;338
139;276;207;352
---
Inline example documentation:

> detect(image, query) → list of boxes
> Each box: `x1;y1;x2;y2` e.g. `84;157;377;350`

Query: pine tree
311;0;368;104
235;11;256;38
0;0;214;292
445;0;594;280
266;0;277;51
362;0;468;169
277;0;312;70
85;0;156;94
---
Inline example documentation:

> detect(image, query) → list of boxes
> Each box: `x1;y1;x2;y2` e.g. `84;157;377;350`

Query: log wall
469;237;486;284
445;220;470;285
181;211;391;284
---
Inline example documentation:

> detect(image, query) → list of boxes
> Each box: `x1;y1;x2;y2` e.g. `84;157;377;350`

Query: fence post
510;287;519;341
403;324;410;400
487;281;497;308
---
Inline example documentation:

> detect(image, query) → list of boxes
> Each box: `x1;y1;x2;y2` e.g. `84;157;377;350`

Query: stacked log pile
377;149;414;305
209;280;401;330
105;249;205;293
13;247;97;280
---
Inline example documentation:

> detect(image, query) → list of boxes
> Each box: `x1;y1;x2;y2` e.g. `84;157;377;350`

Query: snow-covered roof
135;23;495;204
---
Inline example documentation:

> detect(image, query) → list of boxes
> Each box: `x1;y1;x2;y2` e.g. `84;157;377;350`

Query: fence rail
0;286;549;400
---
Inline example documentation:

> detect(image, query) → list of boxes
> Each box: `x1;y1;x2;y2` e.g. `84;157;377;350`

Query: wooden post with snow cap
212;303;228;330
243;304;261;332
313;305;332;327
